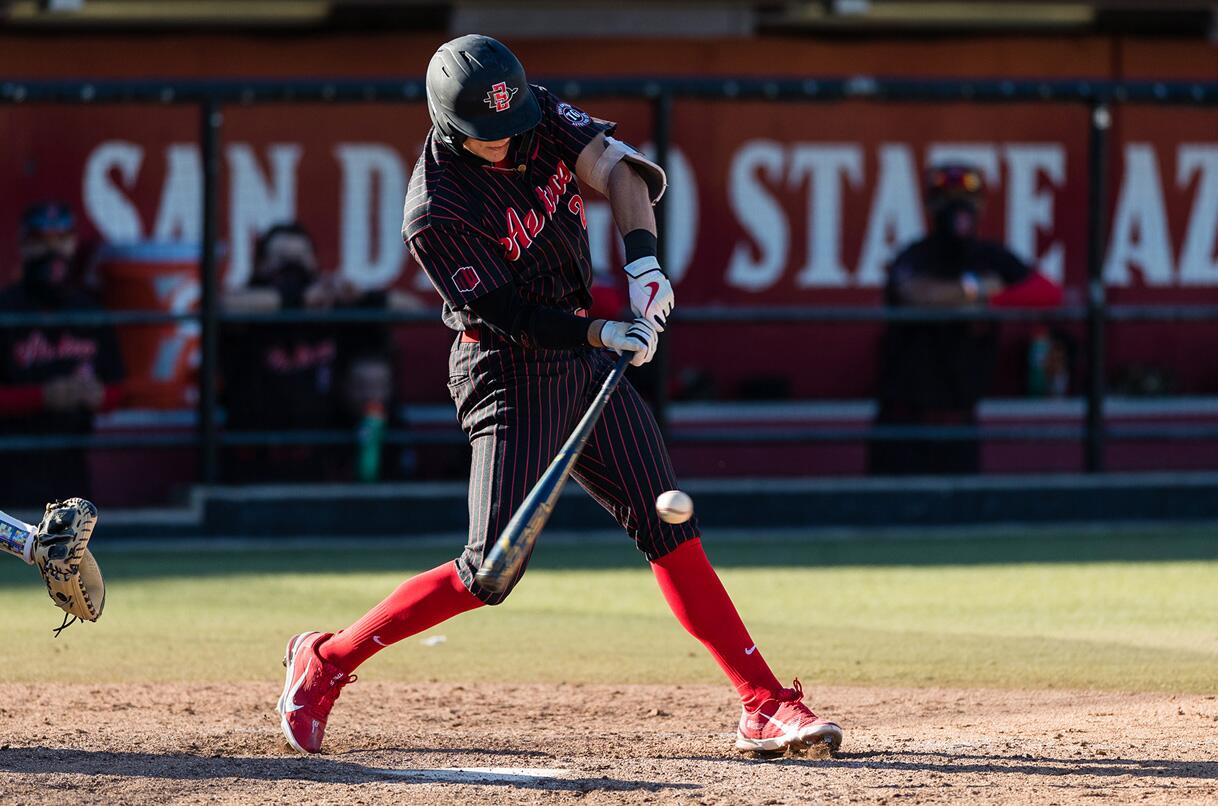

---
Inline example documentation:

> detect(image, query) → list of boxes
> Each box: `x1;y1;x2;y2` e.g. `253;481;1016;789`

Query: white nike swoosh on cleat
283;663;313;713
742;708;800;736
372;635;388;647
761;712;798;733
744;645;757;655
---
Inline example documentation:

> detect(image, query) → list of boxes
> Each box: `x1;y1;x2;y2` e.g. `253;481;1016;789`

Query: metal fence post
652;87;673;438
1085;101;1111;473
198;98;222;484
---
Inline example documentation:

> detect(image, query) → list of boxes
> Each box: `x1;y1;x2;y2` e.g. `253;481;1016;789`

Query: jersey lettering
266;340;337;373
14;331;99;369
500;207;534;261
501;160;578;260
523;209;545;238
533;160;575;221
553;159;574;191
534;184;558;217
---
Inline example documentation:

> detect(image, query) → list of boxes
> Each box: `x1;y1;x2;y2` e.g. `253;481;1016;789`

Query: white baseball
655;490;694;524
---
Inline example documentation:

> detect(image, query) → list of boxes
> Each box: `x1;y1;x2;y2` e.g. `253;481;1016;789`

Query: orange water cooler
96;243;203;409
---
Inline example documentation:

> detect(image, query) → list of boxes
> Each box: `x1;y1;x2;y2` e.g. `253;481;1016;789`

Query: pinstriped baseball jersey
404;85;614;332
403;85;698;604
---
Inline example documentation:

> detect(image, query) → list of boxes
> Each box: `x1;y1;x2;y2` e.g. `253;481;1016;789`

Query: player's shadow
671;749;1218;780
0;747;699;793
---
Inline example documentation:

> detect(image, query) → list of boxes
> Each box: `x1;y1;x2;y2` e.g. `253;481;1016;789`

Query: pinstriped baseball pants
446;337;699;605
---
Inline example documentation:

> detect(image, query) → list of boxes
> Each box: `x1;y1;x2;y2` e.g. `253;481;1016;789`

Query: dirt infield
1;681;1215;804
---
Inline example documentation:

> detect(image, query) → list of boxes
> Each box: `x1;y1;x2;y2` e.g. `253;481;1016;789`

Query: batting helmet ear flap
427;95;467;152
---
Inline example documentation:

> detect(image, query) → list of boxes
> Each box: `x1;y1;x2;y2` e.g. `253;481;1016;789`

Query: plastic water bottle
357;400;385;483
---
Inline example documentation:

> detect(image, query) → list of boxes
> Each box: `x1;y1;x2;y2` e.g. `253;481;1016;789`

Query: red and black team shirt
403;85;615;333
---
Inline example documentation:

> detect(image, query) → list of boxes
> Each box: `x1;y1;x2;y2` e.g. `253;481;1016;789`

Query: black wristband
623;229;658;264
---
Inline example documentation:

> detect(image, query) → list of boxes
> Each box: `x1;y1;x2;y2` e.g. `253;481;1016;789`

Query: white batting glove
624;256;674;333
599;317;659;367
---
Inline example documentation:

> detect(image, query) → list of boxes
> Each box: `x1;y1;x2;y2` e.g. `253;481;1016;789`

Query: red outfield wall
2;34;1218;402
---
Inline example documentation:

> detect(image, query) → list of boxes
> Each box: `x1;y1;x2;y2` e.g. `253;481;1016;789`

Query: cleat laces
778;678;805;703
314;671;356;716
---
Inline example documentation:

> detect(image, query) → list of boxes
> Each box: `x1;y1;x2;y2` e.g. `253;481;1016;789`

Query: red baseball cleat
275;631;356;754
735;679;843;755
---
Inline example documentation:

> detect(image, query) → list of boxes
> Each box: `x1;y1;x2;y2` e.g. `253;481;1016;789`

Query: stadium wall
0;32;1215;81
82;472;1218;540
3;35;1217;404
3;32;1218;501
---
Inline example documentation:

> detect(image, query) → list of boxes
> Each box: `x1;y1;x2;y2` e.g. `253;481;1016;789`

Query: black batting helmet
426;35;542;153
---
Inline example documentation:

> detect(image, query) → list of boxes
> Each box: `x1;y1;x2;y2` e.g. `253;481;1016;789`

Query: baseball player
0;498;105;633
277;34;842;758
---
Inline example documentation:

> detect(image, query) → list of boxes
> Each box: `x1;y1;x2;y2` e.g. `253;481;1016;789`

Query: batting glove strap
623;256;662;279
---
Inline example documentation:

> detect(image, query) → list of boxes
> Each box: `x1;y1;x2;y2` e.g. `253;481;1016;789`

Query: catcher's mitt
31;498;105;635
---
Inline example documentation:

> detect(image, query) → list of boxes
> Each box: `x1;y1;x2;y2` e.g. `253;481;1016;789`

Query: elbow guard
587;137;667;205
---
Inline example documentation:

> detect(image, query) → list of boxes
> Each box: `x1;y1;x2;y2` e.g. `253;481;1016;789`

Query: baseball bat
474;351;633;594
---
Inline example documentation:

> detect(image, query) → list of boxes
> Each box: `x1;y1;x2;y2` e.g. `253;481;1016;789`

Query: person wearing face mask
0;203;125;504
219;222;421;483
868;164;1062;476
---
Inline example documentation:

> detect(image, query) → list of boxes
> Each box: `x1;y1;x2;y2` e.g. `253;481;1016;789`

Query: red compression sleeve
0;385;46;416
651;538;783;710
319;561;483;674
990;272;1063;308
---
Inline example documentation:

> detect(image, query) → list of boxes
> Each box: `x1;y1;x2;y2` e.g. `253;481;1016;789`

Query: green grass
2;528;1216;692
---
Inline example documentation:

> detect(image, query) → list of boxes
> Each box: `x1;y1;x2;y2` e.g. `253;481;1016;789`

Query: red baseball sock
651;538;783;711
319;561;483;673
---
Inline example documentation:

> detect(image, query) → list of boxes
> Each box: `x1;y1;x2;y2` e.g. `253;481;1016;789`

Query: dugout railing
2;75;1217;484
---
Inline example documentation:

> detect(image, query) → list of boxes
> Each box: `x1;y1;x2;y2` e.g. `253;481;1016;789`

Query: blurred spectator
0;202;124;504
220;222;421;483
869;164;1063;475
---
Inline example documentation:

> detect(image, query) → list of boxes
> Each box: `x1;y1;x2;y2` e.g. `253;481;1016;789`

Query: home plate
375;767;570;784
